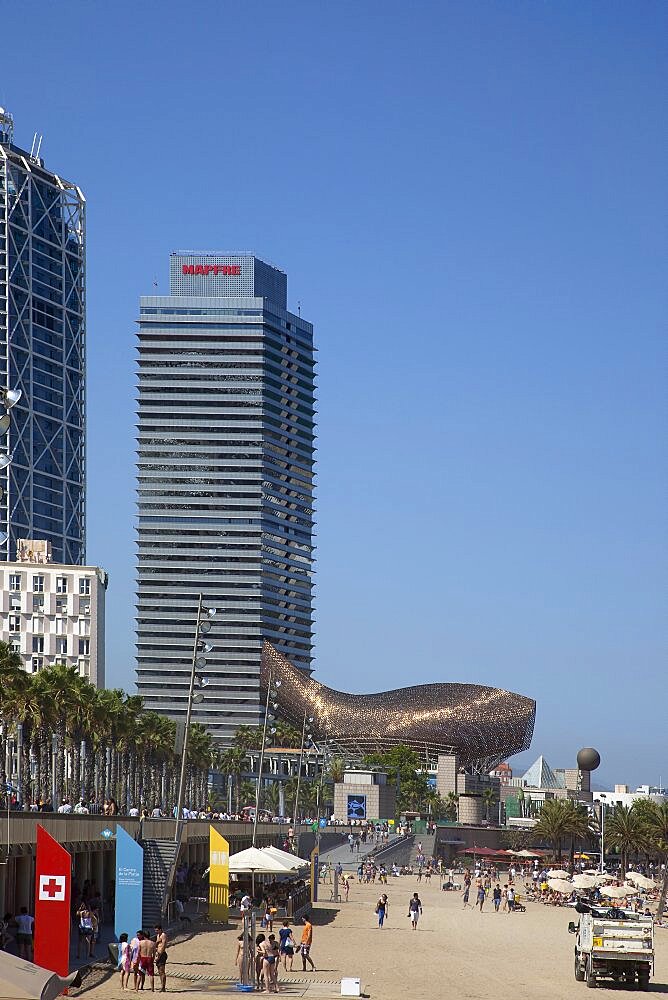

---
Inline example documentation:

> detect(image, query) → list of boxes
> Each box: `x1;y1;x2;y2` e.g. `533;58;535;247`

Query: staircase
142;838;181;928
410;833;436;865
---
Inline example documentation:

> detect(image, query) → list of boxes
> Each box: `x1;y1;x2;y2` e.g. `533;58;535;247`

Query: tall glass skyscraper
135;253;315;741
0;109;86;564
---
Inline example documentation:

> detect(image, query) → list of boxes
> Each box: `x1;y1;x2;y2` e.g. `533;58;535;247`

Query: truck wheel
586;958;597;989
638;969;650;992
574;954;585;982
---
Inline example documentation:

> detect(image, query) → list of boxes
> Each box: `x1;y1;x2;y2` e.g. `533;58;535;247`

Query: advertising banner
115;826;144;941
310;846;319;903
34;824;71;977
347;794;366;820
208;826;229;922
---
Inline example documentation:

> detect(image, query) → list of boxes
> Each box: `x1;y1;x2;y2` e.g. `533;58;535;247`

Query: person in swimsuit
255;934;266;990
476;885;486;912
118;933;131;990
154;925;168;992
259;935;278;994
138;934;156;992
278;921;295;972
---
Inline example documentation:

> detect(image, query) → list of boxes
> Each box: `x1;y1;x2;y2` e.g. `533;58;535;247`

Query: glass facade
135;254;315;743
0;115;86;563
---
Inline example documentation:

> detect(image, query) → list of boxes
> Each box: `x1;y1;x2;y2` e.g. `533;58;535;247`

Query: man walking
407;892;422;930
300;918;315;971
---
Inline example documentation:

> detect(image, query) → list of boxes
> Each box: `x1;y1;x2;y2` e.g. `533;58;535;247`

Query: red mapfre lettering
181;263;241;276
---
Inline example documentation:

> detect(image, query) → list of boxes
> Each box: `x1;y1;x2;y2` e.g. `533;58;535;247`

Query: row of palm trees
0;643;215;812
532;797;668;917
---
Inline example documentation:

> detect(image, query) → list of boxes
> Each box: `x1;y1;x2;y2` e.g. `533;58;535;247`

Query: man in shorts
138;932;156;991
154;925;168;992
408;893;422;930
15;908;33;960
299;917;315;971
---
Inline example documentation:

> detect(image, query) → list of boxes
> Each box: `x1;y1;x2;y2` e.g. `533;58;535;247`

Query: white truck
569;909;654;990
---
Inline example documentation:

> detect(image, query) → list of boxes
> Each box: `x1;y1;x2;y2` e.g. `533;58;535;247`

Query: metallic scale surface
262;642;535;767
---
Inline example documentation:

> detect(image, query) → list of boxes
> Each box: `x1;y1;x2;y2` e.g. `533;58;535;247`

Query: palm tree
532;799;572;861
642;801;668;920
482;787;497;823
606;804;648;876
445;792;459;822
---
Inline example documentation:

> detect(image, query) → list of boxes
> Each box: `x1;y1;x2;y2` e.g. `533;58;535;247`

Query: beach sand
77;877;667;999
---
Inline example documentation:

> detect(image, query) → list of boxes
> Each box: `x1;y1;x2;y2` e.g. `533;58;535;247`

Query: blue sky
2;1;666;789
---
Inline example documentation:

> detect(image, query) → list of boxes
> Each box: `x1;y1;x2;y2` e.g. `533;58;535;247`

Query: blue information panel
114;826;144;942
347;794;367;820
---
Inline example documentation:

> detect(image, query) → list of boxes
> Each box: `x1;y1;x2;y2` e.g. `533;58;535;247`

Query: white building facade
0;539;106;685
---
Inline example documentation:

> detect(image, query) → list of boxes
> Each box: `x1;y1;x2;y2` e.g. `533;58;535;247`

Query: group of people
235;917;315;992
461;873;522;913
0;908;34;958
118;925;168;992
374;892;423;929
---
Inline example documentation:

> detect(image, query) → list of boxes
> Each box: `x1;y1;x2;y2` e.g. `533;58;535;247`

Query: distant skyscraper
0;109;86;564
135;253;315;741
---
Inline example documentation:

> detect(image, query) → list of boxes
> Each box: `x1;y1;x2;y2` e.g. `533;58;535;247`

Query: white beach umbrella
594;873;615;884
571;874;598;889
600;884;632;899
547;869;571;878
548;878;574;893
626;872;656;891
261;845;309;869
229;846;295;874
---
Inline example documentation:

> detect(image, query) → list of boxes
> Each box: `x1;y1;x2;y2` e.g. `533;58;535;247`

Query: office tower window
78;638;90;656
32;594;44;612
79;577;91;595
31;656;43;673
8;614;21;633
32;616;44;633
32;636;44;653
32;575;44;593
56;577;68;594
9;574;21;591
55;637;67;655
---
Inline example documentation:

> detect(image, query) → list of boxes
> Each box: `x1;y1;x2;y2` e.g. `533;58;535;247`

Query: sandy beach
75;876;667;999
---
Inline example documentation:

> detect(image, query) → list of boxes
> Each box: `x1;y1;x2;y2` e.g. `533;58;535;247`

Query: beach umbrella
261;846;309;869
516;849;541;858
626;873;656;891
547;869;571;878
548;878;573;893
600;884;632;899
594;873;615;883
572;874;598;889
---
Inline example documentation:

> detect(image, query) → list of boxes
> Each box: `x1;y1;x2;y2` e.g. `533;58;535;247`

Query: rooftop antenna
30;132;43;162
297;300;301;317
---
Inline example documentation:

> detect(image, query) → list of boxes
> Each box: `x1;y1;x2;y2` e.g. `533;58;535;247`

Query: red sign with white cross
34;825;71;976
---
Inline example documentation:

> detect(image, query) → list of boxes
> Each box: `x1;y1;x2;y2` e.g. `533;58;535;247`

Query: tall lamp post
174;594;216;842
252;675;281;848
292;710;313;854
577;747;601;870
0;386;22;549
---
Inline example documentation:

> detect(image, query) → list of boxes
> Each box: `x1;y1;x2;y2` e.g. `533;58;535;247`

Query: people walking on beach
507;885;515;912
376;894;388;928
493;884;502;912
279;921;295;972
407;893;422;929
462;884;472;908
154;925;168;992
300;918;315;971
476;885;486;912
255;934;266;990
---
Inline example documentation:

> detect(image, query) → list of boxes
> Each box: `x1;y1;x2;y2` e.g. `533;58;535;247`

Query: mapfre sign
182;264;240;276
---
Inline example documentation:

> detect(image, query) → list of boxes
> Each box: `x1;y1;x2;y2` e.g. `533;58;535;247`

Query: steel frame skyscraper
135;253;315;742
0;109;86;564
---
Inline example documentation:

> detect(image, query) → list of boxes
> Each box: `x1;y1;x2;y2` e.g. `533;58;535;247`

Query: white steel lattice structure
0;109;86;564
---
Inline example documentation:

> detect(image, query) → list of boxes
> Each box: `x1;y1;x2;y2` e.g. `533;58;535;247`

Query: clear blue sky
2;1;666;789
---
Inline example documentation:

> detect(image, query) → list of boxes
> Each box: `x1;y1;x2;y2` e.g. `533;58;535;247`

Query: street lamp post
252;676;281;848
174;594;215;842
292;710;313;854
